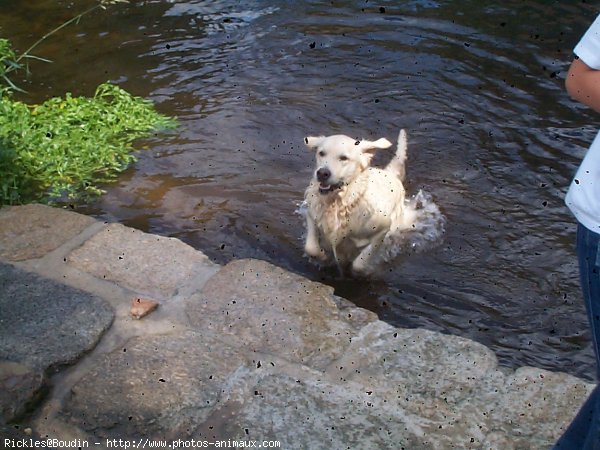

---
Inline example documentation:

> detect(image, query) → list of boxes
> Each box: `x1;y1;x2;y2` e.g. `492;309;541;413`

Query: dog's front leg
351;227;388;275
304;214;327;261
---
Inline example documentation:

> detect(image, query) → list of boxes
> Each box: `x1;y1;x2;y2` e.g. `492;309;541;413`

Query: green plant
0;83;176;204
0;0;177;205
0;38;25;94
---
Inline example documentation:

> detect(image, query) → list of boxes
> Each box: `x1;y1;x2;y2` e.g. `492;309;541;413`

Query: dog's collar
318;181;345;195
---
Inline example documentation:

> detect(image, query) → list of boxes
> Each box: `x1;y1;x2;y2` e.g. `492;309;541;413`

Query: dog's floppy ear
357;137;393;168
357;137;393;151
304;136;325;150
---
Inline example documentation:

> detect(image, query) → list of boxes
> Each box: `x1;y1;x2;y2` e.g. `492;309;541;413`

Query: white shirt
565;14;600;232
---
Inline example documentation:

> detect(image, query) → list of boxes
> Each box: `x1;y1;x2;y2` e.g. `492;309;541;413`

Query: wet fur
303;129;413;276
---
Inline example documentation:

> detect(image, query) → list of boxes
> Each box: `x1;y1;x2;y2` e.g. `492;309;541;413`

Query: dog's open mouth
319;182;343;195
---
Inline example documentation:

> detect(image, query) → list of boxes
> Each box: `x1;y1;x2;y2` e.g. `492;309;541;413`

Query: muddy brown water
2;0;599;380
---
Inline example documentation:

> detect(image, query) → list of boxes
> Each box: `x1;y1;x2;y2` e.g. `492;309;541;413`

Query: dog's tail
385;129;408;181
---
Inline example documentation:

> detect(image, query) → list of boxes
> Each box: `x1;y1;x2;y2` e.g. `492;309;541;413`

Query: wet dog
303;129;416;276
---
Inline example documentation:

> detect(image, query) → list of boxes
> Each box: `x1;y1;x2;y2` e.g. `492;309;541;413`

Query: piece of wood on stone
130;297;159;319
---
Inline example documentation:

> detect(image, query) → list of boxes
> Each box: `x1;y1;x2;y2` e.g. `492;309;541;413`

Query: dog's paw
351;256;372;276
305;244;328;261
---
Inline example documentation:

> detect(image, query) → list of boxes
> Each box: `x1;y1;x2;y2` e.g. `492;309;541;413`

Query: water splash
386;189;446;257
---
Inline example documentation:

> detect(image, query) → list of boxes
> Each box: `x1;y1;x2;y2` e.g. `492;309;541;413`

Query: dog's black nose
316;168;331;182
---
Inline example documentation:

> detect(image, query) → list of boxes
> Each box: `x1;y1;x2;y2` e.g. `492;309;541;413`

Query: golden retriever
303;129;417;276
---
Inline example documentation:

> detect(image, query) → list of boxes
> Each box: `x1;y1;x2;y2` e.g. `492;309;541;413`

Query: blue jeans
553;222;600;449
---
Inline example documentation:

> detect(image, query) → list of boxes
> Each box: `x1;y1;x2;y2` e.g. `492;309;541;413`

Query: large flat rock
0;263;114;372
489;366;593;448
185;258;378;369
61;330;248;440
197;369;427;450
67;223;219;298
0;262;114;423
190;321;593;449
324;320;593;449
0;204;96;261
0;361;44;424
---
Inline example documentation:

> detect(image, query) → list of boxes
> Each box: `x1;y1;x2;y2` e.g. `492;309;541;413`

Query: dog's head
304;134;392;194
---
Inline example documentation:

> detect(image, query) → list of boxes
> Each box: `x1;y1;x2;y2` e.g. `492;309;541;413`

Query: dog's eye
319;151;326;157
339;155;348;161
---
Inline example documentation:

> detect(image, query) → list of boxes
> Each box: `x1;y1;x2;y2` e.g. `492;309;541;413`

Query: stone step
0;204;592;449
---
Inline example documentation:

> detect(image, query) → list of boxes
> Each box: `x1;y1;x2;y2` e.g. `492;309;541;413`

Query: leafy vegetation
0;0;176;205
0;82;176;204
0;38;25;95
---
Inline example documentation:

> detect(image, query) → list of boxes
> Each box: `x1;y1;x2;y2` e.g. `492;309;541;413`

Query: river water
2;0;599;380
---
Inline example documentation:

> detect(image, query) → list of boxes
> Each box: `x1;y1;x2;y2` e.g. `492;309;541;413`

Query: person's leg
582;223;600;380
553;223;600;448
